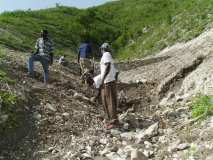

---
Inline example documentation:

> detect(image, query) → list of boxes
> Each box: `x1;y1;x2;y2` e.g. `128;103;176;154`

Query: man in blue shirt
78;39;93;76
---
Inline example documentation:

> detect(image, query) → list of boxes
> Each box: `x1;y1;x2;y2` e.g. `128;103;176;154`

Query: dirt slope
119;28;213;103
0;50;102;159
0;29;213;160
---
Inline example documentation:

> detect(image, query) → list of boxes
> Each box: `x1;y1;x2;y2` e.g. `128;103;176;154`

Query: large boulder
131;149;148;160
136;122;159;143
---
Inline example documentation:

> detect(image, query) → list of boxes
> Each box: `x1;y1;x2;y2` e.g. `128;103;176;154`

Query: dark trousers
101;81;117;121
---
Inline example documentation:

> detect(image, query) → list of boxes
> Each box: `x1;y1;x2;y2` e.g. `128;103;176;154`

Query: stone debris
106;152;126;160
206;153;213;160
62;112;70;120
120;132;136;141
45;103;57;112
1;29;213;160
136;122;159;142
74;92;92;103
131;150;148;160
33;112;42;120
177;143;190;151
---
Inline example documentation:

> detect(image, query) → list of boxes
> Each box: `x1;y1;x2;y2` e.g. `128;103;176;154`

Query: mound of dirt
119;28;213;104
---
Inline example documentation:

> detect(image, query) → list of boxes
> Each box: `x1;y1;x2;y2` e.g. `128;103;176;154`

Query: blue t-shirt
79;43;92;58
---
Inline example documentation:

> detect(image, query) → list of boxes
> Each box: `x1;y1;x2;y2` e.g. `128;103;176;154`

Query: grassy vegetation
0;0;213;60
0;94;18;133
0;70;16;84
0;48;18;132
0;48;15;84
0;91;18;134
104;0;213;59
0;91;17;109
191;95;213;119
0;6;120;59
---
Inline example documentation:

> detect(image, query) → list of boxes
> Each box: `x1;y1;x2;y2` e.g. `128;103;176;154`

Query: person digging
77;36;93;82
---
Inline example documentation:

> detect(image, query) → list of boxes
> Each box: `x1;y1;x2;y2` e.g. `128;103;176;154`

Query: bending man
78;39;93;76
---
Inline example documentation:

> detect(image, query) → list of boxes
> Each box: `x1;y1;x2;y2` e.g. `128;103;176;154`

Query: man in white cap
99;42;118;129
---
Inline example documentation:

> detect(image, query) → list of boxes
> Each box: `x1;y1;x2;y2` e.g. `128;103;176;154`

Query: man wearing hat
99;42;118;129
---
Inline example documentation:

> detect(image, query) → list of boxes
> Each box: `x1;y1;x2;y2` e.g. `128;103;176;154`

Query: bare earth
0;29;213;160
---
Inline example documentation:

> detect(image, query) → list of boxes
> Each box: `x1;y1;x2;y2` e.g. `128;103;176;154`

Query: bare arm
101;62;111;86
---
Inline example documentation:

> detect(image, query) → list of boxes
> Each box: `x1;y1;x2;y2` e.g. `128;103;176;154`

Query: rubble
131;150;148;160
45;103;57;112
136;122;159;143
1;29;213;160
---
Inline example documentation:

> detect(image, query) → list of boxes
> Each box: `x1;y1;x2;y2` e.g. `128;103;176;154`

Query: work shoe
105;120;120;130
105;123;117;130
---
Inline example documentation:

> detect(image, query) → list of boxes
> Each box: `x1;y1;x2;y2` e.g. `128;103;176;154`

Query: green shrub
0;91;18;133
0;91;17;107
191;95;213;119
0;70;16;84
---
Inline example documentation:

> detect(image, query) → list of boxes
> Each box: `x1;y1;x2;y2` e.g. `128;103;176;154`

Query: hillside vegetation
0;0;213;59
0;48;18;135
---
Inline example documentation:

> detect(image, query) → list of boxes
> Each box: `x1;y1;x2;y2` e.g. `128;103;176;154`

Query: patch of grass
0;49;21;135
182;143;199;160
0;91;17;108
191;95;213;119
0;47;5;59
0;70;16;84
0;91;19;134
0;48;16;84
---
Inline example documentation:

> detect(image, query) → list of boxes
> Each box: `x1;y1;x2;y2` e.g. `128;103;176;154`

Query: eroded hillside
0;29;213;160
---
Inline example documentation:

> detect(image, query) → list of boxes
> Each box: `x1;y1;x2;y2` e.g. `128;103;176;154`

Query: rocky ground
0;29;213;160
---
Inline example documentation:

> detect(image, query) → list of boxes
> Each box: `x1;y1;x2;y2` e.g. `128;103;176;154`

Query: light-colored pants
80;58;92;75
28;54;49;83
101;81;117;121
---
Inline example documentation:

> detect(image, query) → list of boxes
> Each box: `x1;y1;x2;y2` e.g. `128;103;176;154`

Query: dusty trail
0;29;213;160
0;49;157;160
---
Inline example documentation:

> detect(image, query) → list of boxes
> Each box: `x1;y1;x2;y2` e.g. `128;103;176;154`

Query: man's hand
90;97;96;103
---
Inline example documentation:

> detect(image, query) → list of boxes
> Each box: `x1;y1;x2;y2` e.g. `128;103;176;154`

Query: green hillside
0;0;212;59
0;7;119;57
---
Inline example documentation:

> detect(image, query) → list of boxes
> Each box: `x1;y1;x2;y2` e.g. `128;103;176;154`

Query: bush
191;95;213;119
0;70;16;84
0;91;18;133
0;91;17;108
